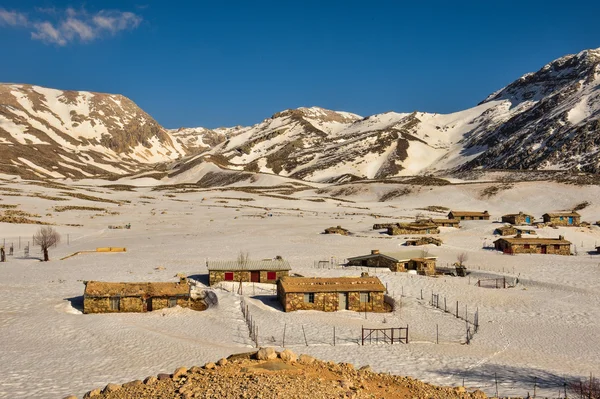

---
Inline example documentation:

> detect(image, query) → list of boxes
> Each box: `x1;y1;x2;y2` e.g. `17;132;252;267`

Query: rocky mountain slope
2;48;599;182
0;84;186;179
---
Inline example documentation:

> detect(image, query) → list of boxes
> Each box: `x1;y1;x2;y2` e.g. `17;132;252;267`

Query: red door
251;271;260;282
541;245;547;254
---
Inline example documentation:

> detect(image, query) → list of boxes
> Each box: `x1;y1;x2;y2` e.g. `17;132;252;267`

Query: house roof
84;281;189;297
207;259;291;271
347;250;437;263
449;211;489;217
494;237;571;245
502;213;534;218
278;276;385;293
543;212;580;217
394;222;438;229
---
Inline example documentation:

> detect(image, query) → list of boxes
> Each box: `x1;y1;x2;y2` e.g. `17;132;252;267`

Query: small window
360;292;370;303
267;271;277;280
110;297;120;311
303;293;315;303
168;297;177;308
554;245;560;250
224;272;234;281
559;216;564;221
524;244;530;249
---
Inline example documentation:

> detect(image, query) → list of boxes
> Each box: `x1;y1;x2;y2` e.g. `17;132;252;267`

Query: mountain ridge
2;47;600;182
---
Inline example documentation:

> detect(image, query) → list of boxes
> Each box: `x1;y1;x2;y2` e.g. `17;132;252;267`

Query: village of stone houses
1;172;599;399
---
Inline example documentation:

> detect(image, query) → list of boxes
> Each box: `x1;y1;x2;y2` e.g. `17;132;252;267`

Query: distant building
387;222;440;235
277;275;387;312
448;211;490;221
207;259;291;286
323;226;350;235
501;212;534;225
83;276;206;313
495;225;536;236
431;218;460;228
347;249;437;276
493;235;571;255
542;212;581;226
404;237;443;246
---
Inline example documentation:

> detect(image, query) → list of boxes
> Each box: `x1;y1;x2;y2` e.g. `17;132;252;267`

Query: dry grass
54;206;107;212
0;204;18;209
60;192;121;204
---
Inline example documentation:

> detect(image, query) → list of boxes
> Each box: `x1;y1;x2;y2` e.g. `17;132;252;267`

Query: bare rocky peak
272;106;362;124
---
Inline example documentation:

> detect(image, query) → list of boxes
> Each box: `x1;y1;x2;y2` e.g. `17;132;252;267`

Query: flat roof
494;237;571;245
449;211;489;216
84;281;189;297
543;212;580;217
207;259;291;271
347;251;437;263
279;276;385;293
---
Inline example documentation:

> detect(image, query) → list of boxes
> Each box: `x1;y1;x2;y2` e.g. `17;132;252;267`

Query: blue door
525;216;531;224
568;217;573;225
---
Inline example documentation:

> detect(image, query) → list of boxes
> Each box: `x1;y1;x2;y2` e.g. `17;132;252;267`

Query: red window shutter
267;271;276;280
224;272;234;281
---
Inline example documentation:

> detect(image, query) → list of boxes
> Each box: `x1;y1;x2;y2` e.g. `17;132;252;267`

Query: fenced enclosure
361;326;408;345
476;277;516;289
430;292;479;344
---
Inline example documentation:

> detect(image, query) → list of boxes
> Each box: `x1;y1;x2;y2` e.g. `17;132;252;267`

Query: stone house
404;237;443;246
323;226;349;235
207;259;291;286
448;211;490;220
387;222;440;235
346;250;437;276
501;212;534;225
495;225;537;236
83;276;206;314
431;218;460;228
495;225;517;236
493;235;571;255
277;275;387;312
542;212;581;226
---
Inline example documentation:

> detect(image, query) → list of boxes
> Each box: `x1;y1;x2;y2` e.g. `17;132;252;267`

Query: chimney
559;235;564;240
371;249;380;255
516;233;522;238
361;272;369;278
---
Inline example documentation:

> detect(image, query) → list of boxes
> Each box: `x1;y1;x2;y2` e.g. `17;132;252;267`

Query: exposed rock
173;367;188;379
122;380;143;388
143;376;157;385
204;362;216;370
298;354;316;364
216;358;228;367
157;373;171;381
278;349;297;362
256;347;277;360
102;383;121;393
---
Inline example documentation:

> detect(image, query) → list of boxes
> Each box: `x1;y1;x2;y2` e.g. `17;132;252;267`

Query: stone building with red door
207;258;291;286
493;235;571;255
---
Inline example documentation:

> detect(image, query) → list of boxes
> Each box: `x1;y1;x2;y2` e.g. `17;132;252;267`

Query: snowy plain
0;178;599;398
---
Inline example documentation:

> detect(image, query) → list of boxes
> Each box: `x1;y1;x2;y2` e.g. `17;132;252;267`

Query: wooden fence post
283;323;286;347
302;325;308;346
333;326;336;346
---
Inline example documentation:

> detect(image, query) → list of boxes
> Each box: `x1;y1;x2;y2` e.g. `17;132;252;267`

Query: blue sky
1;1;599;129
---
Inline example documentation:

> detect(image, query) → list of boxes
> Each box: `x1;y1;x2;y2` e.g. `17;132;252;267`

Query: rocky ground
69;348;492;399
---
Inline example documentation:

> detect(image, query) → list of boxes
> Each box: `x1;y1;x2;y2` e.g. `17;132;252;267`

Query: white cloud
0;7;142;46
0;8;29;26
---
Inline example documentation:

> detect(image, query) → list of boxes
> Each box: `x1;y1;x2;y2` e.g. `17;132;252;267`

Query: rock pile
70;348;493;399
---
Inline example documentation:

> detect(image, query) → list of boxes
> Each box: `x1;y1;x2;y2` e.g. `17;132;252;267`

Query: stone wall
281;291;387;312
83;296;206;314
209;270;288;285
544;216;581;226
495;241;571;255
347;256;400;269
388;226;440;235
501;215;533;225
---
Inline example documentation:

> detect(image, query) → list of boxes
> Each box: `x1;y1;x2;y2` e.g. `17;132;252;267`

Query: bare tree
456;252;468;267
33;226;60;261
569;374;599;399
237;251;250;295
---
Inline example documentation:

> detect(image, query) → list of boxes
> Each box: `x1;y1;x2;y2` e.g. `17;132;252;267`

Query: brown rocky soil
75;349;491;399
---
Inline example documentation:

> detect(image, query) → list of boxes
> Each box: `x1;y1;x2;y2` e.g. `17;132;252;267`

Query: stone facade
495;226;517;236
501;212;534;225
83;279;207;314
387;223;440;235
209;270;289;286
280;291;387;312
431;219;460;228
542;212;581;226
448;211;490;220
346;251;437;276
404;237;443;246
494;236;571;255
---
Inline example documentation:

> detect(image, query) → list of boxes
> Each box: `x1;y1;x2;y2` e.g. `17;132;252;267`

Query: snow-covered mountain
0;84;186;179
2;47;600;182
169;48;600;182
